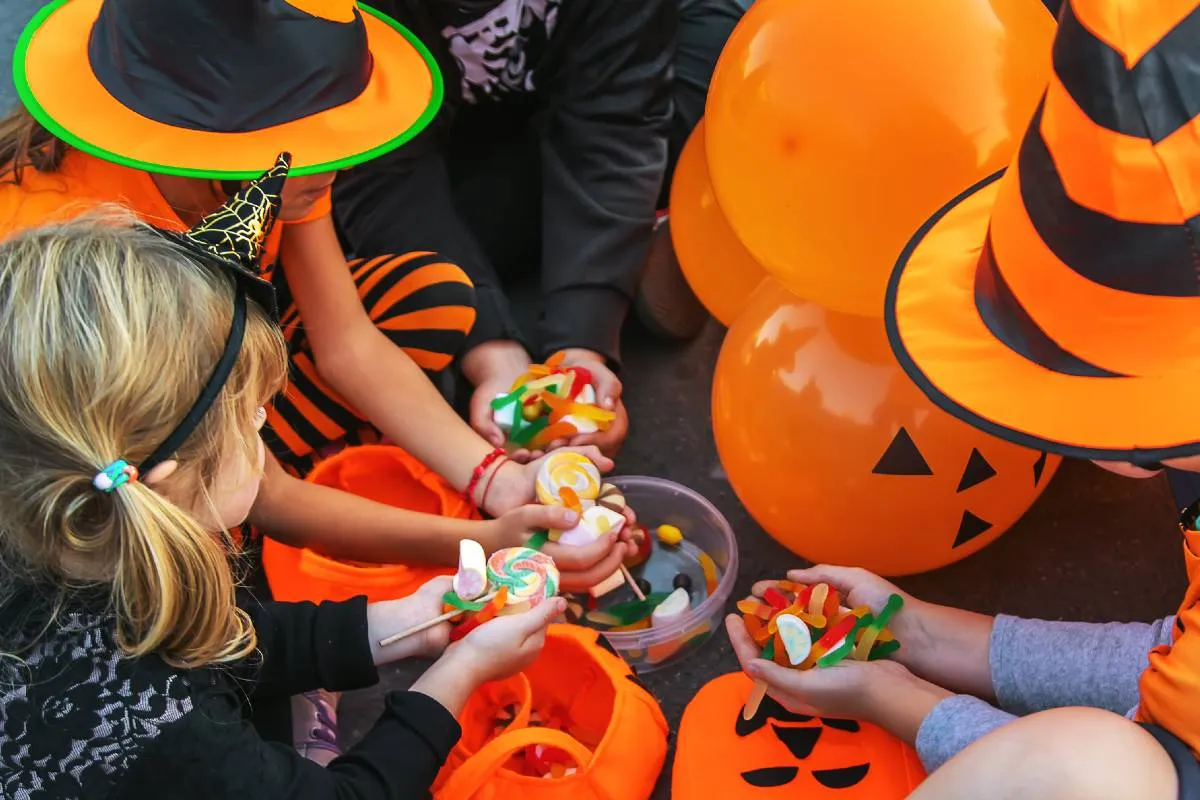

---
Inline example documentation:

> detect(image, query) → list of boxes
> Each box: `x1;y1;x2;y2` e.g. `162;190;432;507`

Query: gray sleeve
916;695;1017;773
989;614;1174;715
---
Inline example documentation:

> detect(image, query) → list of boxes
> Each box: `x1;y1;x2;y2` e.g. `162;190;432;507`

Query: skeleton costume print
441;0;562;103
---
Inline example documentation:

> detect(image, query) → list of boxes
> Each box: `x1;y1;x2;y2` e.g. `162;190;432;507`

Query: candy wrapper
491;352;616;449
737;580;903;670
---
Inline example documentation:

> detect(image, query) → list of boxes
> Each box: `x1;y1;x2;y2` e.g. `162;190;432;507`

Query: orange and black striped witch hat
885;0;1200;463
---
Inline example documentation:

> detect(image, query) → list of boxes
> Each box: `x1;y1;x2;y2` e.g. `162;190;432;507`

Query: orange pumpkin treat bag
433;625;668;800
674;672;925;798
263;445;476;603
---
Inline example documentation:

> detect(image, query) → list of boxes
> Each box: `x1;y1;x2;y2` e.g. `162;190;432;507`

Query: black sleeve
332;0;529;356
534;0;677;366
234;596;380;698
119;687;462;800
333;126;529;355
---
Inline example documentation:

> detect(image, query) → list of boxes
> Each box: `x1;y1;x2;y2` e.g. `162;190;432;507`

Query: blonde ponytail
111;484;255;667
0;210;286;668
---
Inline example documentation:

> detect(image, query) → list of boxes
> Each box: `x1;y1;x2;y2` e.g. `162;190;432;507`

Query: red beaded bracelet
479;456;511;514
464;447;506;507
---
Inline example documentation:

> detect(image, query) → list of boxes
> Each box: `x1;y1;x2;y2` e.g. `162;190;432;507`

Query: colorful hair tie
93;460;138;493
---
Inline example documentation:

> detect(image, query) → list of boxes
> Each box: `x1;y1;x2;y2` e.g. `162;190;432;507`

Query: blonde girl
0;194;562;798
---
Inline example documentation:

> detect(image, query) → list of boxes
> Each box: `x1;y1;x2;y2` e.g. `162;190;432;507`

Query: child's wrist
479;460;525;517
862;665;953;744
411;657;477;718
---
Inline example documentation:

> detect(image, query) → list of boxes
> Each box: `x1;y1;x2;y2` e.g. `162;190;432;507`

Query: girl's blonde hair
0;210;286;669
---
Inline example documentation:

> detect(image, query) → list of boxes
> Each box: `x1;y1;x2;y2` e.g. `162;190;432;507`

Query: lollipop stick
620;564;646;601
378;591;498;648
743;679;769;720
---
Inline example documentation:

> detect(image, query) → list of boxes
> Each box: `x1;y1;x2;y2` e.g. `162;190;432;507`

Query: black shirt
0;591;461;799
335;0;677;367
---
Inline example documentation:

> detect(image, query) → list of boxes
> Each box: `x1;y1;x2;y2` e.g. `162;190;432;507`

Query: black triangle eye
872;427;932;476
953;510;994;548
957;448;997;492
1033;451;1049;485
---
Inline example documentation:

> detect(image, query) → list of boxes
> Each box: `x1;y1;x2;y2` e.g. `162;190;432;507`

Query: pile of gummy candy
738;580;903;669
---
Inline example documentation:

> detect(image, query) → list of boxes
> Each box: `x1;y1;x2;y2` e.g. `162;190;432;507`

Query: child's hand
484;504;637;593
725;613;925;722
411;598;566;716
453;597;566;682
483;447;615;517
766;565;929;653
368;576;455;665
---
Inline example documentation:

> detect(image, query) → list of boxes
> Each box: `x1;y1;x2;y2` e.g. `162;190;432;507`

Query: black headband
138;288;248;475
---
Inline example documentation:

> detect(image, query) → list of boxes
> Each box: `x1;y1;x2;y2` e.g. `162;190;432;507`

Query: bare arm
249;452;485;565
278;217;495;491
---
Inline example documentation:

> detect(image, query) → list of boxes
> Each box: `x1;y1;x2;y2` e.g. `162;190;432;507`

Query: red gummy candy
763;587;790;611
816;613;858;651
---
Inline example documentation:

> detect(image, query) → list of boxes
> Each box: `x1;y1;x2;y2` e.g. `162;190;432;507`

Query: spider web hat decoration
885;0;1200;463
137;153;289;475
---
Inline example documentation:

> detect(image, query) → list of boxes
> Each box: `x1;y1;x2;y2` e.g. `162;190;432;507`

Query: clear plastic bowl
598;476;739;673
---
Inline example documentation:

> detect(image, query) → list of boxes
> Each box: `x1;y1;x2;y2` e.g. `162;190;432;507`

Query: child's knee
917;708;1177;800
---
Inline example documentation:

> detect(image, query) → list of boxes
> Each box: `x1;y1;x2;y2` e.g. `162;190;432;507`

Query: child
725;1;1200;797
0;190;563;797
335;0;748;454
0;0;632;583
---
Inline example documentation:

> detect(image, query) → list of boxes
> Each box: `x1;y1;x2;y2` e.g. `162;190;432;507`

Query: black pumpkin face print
673;673;924;799
869;425;1057;557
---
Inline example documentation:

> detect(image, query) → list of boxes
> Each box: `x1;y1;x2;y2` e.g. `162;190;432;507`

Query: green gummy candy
816;641;855;668
490;389;524;411
868;639;902;660
526;530;550;551
761;638;776;661
442;591;489;613
870;594;905;632
509;415;549;446
601;592;671;625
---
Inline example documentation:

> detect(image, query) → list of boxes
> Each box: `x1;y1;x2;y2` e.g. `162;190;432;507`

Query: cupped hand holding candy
725;612;943;731
482;446;622;516
483;502;635;592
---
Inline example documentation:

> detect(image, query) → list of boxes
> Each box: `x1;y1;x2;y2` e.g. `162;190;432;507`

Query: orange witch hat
885;0;1200;462
12;0;442;179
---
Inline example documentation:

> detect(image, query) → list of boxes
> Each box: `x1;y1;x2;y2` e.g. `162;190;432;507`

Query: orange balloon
670;120;767;326
705;0;1055;317
712;281;1061;576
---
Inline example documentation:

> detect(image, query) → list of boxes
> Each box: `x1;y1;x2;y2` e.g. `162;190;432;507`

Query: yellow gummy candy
656;524;683;546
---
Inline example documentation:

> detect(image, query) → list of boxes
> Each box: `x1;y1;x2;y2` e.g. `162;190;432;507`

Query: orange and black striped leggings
263;252;476;476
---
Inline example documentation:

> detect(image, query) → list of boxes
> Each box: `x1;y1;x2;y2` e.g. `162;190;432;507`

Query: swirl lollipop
535;451;601;509
487;546;561;611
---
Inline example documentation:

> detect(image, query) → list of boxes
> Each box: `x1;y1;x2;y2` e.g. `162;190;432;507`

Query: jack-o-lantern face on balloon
673;672;925;798
712;281;1061;576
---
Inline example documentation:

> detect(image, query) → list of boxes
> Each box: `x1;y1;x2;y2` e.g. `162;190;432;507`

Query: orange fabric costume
883;0;1200;763
1137;520;1200;757
0;150;328;271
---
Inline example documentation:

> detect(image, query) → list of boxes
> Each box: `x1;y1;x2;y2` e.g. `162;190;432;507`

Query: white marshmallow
453;539;488;600
651;587;691;627
557;505;626;547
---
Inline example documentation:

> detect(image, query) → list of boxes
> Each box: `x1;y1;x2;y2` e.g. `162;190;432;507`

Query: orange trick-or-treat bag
673;672;925;798
434;625;668;800
262;445;476;604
